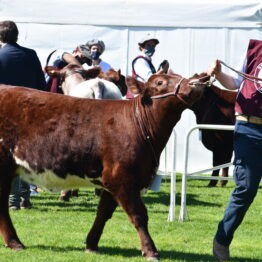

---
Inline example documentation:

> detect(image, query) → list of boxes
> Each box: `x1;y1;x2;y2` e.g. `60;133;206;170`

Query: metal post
178;127;193;222
168;129;176;221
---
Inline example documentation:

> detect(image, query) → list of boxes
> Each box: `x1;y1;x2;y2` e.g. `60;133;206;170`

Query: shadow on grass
144;191;220;208
29;189;221;214
29;244;258;261
31;200;121;214
30;192;100;212
30;193;219;215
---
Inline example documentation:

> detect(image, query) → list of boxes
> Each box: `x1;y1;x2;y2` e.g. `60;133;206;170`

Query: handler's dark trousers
215;120;262;246
9;177;31;207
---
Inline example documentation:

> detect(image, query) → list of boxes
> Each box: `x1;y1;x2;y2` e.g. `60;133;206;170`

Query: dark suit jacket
0;43;46;90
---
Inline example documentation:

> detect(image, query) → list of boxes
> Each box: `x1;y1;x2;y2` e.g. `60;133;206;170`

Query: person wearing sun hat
131;33;169;83
83;39;112;72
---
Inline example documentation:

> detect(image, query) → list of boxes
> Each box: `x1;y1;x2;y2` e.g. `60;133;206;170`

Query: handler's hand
207;59;221;76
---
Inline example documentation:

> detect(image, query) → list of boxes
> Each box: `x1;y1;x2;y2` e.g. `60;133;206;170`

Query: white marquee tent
1;0;262;173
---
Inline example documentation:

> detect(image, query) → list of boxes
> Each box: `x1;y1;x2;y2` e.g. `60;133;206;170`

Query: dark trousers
9;177;31;207
215;120;262;246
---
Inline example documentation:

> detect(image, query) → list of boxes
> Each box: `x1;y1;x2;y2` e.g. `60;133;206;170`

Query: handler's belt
236;115;262;125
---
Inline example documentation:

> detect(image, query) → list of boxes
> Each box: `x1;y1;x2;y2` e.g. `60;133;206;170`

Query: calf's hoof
58;195;70;201
207;180;217;187
6;240;25;251
85;248;99;253
59;190;72;201
71;190;79;197
220;180;228;187
147;256;160;261
142;251;160;261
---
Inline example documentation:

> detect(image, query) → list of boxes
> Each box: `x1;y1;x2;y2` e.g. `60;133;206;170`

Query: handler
45;44;92;93
132;33;169;83
83;39;112;72
207;39;262;261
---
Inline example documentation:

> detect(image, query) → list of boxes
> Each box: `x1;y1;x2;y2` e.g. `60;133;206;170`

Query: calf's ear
126;76;145;95
83;67;101;79
45;66;61;77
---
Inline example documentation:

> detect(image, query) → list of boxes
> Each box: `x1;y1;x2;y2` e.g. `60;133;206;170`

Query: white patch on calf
14;156;102;192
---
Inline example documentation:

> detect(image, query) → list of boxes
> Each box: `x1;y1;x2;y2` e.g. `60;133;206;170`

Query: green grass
0;176;261;262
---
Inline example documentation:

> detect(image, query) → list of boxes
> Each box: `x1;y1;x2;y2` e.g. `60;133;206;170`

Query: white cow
45;64;123;99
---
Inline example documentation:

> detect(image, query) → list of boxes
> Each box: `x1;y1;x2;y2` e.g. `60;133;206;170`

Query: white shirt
231;54;247;88
133;52;154;83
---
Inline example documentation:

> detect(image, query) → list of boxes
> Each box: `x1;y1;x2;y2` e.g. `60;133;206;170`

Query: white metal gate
178;124;235;222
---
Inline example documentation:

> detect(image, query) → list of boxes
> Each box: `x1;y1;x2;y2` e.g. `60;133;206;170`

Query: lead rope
135;104;159;167
219;60;262;84
188;76;216;87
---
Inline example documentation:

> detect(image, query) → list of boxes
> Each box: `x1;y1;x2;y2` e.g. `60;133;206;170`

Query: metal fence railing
178;124;235;222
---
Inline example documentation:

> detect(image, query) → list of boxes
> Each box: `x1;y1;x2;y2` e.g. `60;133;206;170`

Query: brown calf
0;73;206;260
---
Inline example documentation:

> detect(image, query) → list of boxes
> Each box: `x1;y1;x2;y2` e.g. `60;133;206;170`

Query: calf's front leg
115;188;160;261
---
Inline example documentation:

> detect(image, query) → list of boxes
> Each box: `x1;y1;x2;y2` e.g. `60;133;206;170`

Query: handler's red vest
126;56;156;99
235;39;262;117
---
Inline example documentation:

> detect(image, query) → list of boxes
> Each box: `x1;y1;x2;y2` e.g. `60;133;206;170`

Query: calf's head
45;64;101;95
99;69;127;96
126;73;209;107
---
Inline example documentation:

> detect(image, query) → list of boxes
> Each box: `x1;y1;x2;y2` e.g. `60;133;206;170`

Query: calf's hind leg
208;149;222;187
85;190;117;252
207;169;219;187
220;167;229;187
0;149;25;250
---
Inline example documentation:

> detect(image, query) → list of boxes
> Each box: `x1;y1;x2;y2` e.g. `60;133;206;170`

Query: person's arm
207;60;238;90
62;53;82;66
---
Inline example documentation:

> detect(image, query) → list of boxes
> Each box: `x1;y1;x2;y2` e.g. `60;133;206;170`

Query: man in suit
0;20;46;210
0;20;46;90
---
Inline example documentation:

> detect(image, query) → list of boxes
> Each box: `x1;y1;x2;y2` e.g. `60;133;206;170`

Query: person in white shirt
83;39;112;72
132;34;169;83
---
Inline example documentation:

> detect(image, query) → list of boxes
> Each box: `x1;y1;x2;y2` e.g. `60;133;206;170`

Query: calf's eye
157;81;163;86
